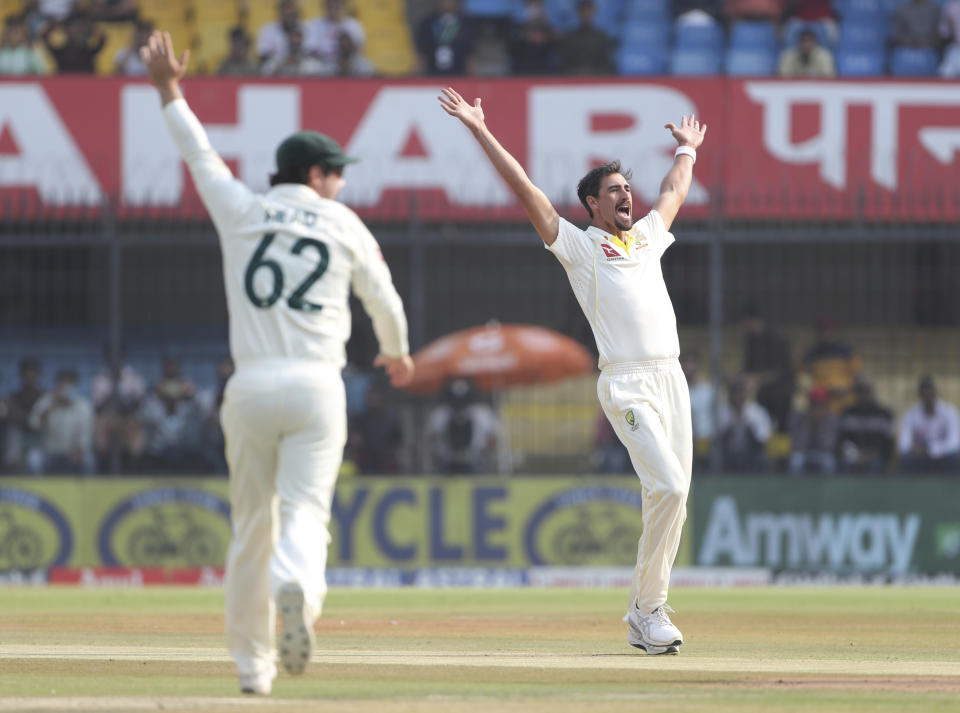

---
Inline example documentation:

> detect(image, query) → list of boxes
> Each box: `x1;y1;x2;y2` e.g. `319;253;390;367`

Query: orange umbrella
405;323;595;395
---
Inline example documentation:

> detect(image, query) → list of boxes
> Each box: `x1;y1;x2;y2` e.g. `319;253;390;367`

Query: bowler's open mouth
617;201;631;218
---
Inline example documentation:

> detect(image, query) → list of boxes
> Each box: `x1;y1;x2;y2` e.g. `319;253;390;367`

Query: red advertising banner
0;77;958;222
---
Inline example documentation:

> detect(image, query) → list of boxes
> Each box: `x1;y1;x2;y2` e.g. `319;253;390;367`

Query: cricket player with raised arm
141;32;414;694
439;87;706;655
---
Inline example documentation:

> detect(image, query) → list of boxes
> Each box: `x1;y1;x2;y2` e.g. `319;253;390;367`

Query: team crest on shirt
625;409;639;431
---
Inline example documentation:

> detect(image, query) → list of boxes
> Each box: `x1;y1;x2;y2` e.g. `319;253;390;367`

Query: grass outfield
1;586;959;712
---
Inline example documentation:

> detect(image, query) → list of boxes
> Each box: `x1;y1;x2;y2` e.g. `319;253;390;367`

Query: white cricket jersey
545;210;679;369
163;99;408;368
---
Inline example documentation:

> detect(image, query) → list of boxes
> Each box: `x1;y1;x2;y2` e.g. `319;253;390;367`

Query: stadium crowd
0;0;958;78
1;330;958;477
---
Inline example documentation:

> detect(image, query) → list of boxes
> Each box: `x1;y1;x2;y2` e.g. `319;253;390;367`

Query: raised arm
653;115;707;232
140;31;256;232
438;87;560;246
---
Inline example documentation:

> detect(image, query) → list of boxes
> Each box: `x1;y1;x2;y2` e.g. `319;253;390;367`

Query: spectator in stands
257;0;302;71
940;0;960;77
724;0;784;22
26;368;94;475
197;356;233;474
892;0;942;49
415;0;475;75
91;347;146;472
22;1;74;37
42;10;105;73
898;375;960;475
675;0;724;24
348;379;405;474
787;385;839;475
837;376;894;474
782;0;837;45
88;0;137;22
509;0;559;74
427;378;499;474
802;315;862;413
139;355;202;473
218;26;257;76
716;377;772;473
681;350;717;470
778;28;835;77
557;1;615;75
304;0;373;76
0;15;46;75
112;19;151;76
741;305;795;432
262;25;326;75
3;358;45;473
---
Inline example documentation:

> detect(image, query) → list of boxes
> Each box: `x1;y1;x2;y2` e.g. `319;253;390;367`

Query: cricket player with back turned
140;32;414;694
439;87;706;655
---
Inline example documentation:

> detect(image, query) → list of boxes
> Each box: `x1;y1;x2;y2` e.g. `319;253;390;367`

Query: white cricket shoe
277;582;314;675
626;604;683;655
238;666;274;695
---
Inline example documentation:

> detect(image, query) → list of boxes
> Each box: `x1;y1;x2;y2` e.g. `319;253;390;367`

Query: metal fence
1;198;958;477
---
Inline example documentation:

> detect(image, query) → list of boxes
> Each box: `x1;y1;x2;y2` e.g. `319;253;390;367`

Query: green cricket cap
275;131;358;171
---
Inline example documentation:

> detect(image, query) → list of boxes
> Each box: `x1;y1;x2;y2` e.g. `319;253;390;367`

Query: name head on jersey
276;131;359;172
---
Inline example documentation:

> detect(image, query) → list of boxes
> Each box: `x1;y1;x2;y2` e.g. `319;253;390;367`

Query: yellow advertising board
0;477;690;570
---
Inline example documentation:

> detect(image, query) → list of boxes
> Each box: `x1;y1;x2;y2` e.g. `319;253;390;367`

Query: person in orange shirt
802;315;862;412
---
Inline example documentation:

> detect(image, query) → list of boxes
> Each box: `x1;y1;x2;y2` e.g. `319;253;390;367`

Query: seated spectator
725;0;784;22
4;358;45;473
197;356;233;474
42;10;105;73
802;315;861;412
257;0;302;71
304;0;373;76
681;350;717;470
219;26;257;76
592;411;629;473
675;0;724;24
788;386;839;475
557;1;615;75
26;369;94;475
262;25;326;75
0;372;8;472
88;0;137;22
716;377;772;473
348;380;404;474
91;348;146;472
741;305;795;432
427;378;499;474
510;0;559;75
415;0;475;75
778;28;835;77
898;375;960;475
112;19;151;76
837;376;894;474
892;0;941;48
782;0;837;45
0;15;47;76
940;0;960;77
139;356;202;473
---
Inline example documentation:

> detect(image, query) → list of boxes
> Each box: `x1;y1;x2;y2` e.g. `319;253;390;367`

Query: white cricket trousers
597;358;693;615
220;359;346;681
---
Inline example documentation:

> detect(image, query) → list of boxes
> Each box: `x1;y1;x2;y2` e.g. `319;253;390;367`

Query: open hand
140;31;190;94
374;353;415;388
438;87;485;132
664;114;707;150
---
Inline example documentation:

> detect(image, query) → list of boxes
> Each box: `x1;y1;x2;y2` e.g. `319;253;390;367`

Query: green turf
1;586;959;712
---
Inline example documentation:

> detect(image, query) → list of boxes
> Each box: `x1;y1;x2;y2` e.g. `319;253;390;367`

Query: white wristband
674;146;696;163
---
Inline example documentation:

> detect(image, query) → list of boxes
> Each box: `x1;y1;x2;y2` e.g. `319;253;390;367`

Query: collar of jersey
266;183;326;203
587;225;634;255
